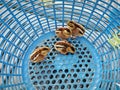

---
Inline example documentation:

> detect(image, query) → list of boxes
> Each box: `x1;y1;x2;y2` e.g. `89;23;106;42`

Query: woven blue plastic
0;0;120;90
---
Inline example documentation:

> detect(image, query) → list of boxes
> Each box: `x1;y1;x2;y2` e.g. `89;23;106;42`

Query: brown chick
54;40;75;54
67;20;85;38
56;27;72;40
30;47;50;63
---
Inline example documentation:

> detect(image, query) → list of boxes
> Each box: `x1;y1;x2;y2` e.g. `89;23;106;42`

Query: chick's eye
69;21;73;23
66;29;70;33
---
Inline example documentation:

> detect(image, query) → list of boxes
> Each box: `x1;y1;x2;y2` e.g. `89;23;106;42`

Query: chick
54;40;75;54
30;47;50;63
67;20;85;38
56;27;72;40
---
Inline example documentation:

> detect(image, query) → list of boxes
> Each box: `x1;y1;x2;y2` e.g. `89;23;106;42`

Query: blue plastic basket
0;0;120;90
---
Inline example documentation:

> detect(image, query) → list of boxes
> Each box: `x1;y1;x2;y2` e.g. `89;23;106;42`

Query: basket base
23;31;102;90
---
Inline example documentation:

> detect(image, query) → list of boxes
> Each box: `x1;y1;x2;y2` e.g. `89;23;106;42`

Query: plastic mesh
0;0;120;90
29;36;95;90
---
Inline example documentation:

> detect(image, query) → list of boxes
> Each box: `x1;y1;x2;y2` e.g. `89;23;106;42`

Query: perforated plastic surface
0;0;120;90
26;32;101;90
